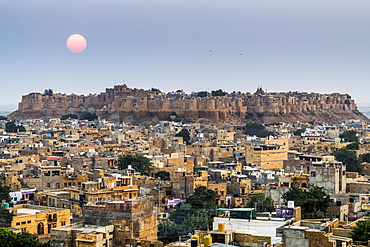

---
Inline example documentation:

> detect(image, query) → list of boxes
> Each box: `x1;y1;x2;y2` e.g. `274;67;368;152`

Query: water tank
218;223;225;232
204;235;212;247
191;235;200;245
2;203;9;209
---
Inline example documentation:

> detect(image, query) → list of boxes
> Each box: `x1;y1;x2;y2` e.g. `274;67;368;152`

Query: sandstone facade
8;84;367;124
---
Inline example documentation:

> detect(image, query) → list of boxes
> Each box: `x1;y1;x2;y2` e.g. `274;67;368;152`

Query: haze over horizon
2;1;370;105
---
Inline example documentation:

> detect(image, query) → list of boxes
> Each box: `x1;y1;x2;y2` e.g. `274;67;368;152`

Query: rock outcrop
8;85;368;125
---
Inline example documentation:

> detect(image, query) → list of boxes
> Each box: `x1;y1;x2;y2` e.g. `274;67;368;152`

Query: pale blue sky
1;1;370;105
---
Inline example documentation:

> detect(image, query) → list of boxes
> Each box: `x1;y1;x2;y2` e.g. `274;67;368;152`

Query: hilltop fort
8;84;368;124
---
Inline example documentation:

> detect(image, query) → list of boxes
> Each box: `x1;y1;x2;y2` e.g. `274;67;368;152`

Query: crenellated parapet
9;85;364;124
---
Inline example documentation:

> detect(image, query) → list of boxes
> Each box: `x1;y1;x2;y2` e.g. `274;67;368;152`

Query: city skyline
2;1;370;105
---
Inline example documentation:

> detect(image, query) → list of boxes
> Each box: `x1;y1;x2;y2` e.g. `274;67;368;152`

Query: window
47;183;51;188
311;171;316;177
27;221;31;224
16;222;20;226
61;221;66;226
22;221;26;225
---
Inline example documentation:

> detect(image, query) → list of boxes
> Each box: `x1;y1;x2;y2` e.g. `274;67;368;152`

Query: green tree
61;114;78;120
196;91;209;98
5;121;26;133
79;112;97;121
0;181;11;203
332;147;361;172
245;193;275;212
360;153;370;163
0;180;12;227
282;186;330;219
175;129;191;144
187;186;217;209
0;116;7;121
346;142;359;150
154;171;170;181
0;227;50;247
0;227;17;246
43;89;53;96
293;128;305;136
0;208;13;227
158;208;209;244
339;130;358;143
243;122;274;138
211;89;227;97
117;153;152;176
349;218;370;245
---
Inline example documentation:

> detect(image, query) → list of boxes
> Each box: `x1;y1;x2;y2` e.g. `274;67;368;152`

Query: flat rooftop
16;208;42;216
213;217;285;245
52;222;113;233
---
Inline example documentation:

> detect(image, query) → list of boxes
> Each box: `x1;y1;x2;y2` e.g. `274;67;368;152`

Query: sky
2;1;370;105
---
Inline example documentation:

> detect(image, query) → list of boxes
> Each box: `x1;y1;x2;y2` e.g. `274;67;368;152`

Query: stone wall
9;85;366;124
83;197;158;240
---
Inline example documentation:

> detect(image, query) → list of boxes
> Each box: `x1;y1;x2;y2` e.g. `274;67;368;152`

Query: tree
154;171;170;181
117;153;152;176
339;130;358;143
79;112;97;121
43;89;53;96
196;91;209;98
187;186;217;209
282;186;330;219
0;179;12;227
211;89;227;97
349;218;370;245
0;181;11;203
175;129;191;144
61;114;78;120
5;121;26;133
346;142;359;150
243;122;274;138
0;116;7;121
359;153;370;163
0;208;13;227
158;208;209;244
293;128;305;136
0;227;50;247
332;147;361;172
245;193;275;212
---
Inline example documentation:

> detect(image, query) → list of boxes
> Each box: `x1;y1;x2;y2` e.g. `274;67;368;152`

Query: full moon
66;34;87;53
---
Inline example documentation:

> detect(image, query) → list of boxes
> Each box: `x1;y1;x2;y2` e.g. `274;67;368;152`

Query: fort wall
9;85;366;124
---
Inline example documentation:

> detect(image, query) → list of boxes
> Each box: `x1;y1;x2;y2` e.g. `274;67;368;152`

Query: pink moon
66;34;87;53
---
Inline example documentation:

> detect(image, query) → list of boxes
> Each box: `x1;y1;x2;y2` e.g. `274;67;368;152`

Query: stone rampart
8;85;367;124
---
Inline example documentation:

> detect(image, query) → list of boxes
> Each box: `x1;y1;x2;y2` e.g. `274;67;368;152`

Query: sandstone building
8;85;366;124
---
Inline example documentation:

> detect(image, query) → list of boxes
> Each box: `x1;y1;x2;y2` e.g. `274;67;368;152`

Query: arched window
38;222;44;235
